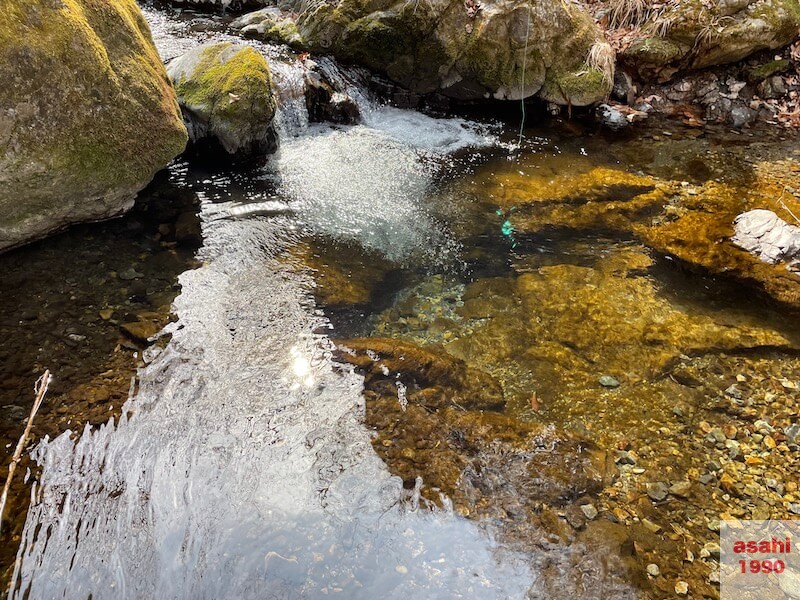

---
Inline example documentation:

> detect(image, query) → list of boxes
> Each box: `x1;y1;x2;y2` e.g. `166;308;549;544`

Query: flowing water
6;5;800;600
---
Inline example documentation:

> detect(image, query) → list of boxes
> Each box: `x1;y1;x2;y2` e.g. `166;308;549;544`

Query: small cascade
269;58;311;138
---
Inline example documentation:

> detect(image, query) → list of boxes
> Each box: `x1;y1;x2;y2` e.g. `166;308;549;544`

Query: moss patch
0;0;187;250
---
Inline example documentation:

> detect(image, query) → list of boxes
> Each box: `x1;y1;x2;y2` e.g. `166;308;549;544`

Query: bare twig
0;370;51;533
777;186;800;227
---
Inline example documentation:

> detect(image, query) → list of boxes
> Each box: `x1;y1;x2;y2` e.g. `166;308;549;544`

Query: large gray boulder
232;0;615;105
0;0;188;251
167;42;278;159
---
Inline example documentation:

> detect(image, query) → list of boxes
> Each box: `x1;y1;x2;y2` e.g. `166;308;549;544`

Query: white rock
732;209;800;264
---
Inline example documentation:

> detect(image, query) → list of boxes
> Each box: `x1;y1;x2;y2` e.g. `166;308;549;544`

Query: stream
5;4;800;600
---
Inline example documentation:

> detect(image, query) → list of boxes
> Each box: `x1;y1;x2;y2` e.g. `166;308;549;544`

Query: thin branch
0;370;51;534
777;186;800;227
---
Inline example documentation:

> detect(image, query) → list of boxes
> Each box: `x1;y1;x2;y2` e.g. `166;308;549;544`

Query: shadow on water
0;170;200;589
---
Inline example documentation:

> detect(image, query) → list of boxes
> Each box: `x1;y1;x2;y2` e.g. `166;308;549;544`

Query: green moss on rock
746;58;792;83
168;42;277;158
0;0;188;251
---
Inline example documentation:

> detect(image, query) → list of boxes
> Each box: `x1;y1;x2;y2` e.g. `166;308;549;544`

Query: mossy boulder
622;0;800;76
0;0;188;252
236;0;614;105
167;42;278;159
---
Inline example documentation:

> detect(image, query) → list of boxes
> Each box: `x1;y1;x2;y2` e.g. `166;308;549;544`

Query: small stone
647;482;669;502
725;385;743;399
754;420;774;434
120;321;161;344
395;565;408;574
646;563;661;577
709;569;721;584
580;503;598;520
599;375;621;388
789;503;800;515
723;424;738;439
642;518;662;533
669;481;692;498
699;473;716;485
707;519;721;532
785;423;800;444
764;435;776;449
675;581;689;595
700;542;721;559
615;450;637;465
119;267;144;281
99;309;114;320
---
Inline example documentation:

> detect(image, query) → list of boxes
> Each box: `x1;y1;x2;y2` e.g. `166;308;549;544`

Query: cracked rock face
732;209;800;265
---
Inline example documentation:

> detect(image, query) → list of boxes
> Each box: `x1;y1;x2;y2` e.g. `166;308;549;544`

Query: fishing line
517;4;531;148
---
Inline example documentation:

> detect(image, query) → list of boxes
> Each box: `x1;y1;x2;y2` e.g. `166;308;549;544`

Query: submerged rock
445;247;796;393
0;0;188;251
334;336;505;411
235;0;613;105
167;42;278;159
732;209;800;265
337;336;610;510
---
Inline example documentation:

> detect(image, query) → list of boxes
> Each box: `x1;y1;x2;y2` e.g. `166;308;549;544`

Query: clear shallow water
9;13;564;597
11;202;533;599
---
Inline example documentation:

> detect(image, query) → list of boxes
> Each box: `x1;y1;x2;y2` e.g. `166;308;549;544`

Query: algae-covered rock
236;0;613;105
167;42;278;159
335;336;505;411
0;0;188;251
443;246;796;397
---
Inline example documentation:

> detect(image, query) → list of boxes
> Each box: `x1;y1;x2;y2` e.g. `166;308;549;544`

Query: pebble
725;384;742;399
118;268;144;281
646;563;661;577
646;482;669;502
789;503;800;515
580;503;598;520
700;542;721;559
669;481;692;497
675;581;689;595
785;423;800;444
599;375;621;388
